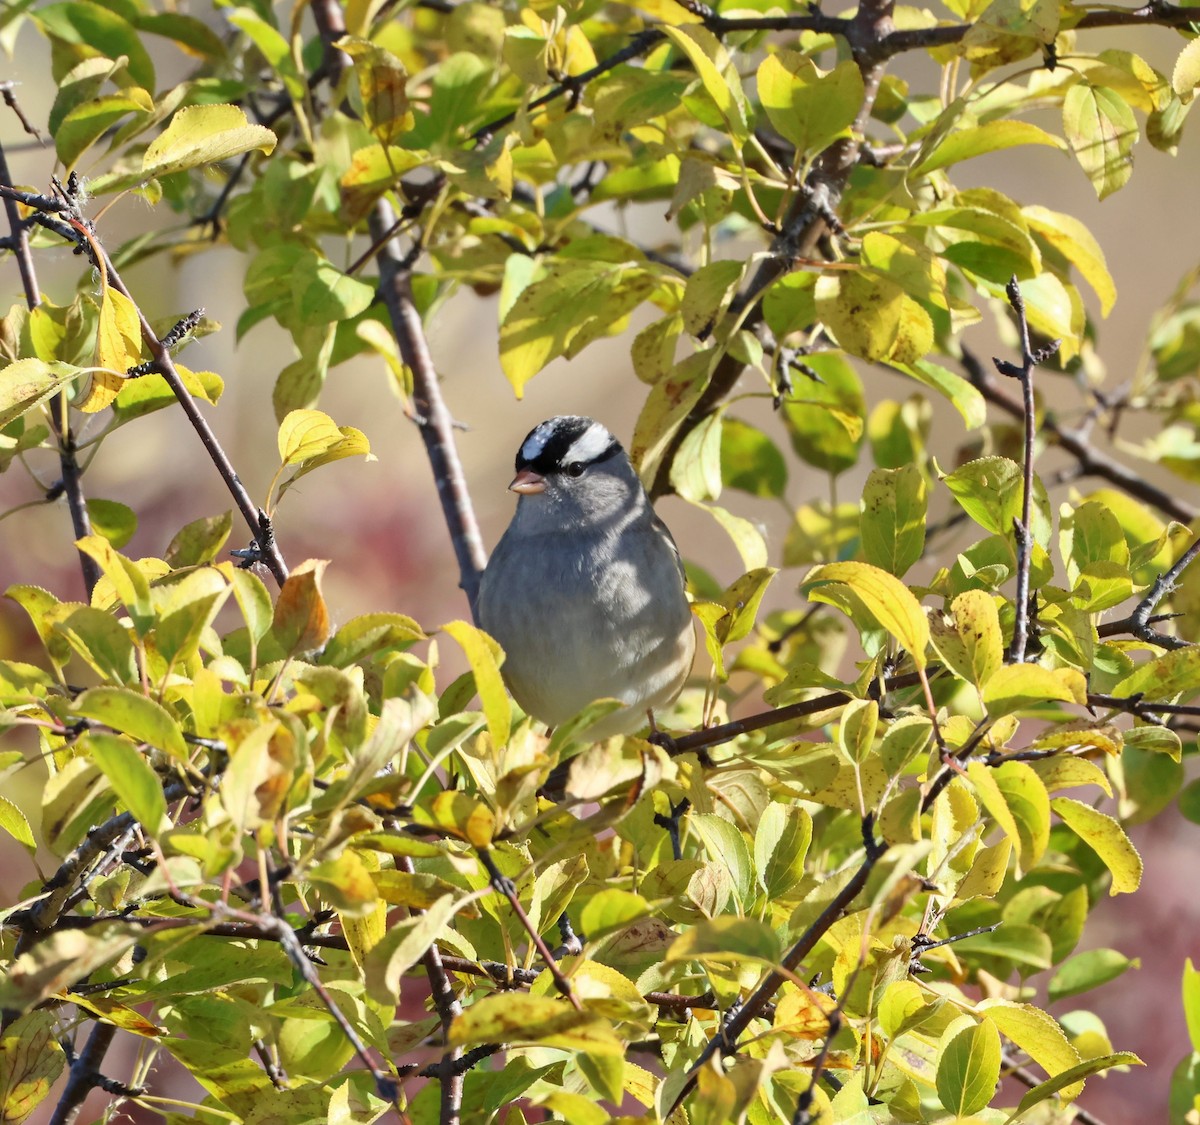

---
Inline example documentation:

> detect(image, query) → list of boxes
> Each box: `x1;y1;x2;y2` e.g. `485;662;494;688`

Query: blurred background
2;7;1199;1120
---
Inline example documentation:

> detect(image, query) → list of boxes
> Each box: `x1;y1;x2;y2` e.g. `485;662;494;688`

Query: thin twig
961;348;1197;523
668;817;885;1116
399;856;464;1125
370;200;487;618
477;849;581;1011
993;277;1061;664
0;139;100;597
1099;533;1200;650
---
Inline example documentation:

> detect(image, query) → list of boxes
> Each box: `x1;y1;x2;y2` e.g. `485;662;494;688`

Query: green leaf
0;1011;66;1122
720;417;787;498
914;119;1064;176
1173;36;1200;102
1048;948;1137;1001
0;795;36;855
1024;206;1116;316
814;270;904;362
671;412;724;503
499;261;657;396
838;698;878;764
756;52;863;155
891;359;987;430
983;665;1088;717
0;359;80;428
860;465;927;577
165;512;234;568
1011;1052;1142;1118
73;686;190;761
86;498;137;550
754;802;812;900
85;731;168;832
56;89;153;170
35;1;156;88
805;561;930;667
274;409;373;502
1114;647;1200;701
90;104;277;195
1063;83;1137;199
666;916;782;965
53;606;137;685
937;1019;1001;1116
994;760;1051;870
1184;959;1200;1054
321;613;425;667
444;619;510;748
781;353;865;476
979;1000;1082;1100
662;25;749;141
1051;796;1143;895
943;456;1046;540
680;259;743;338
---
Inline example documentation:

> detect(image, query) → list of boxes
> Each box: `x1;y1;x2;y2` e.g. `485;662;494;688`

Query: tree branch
993;277;1060;664
668;817;885;1116
399;856;463;1125
370;200;487;618
48;1023;119;1125
1098;532;1200;650
960;346;1198;524
0;135;100;598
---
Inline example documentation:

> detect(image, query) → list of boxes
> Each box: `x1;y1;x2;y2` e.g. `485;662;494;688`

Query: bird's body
478;417;695;739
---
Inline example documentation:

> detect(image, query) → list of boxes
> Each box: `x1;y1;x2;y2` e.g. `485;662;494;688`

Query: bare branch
49;1023;121;1125
0;140;100;597
1099;532;1200;650
370;200;487;618
995;277;1060;664
961;347;1198;524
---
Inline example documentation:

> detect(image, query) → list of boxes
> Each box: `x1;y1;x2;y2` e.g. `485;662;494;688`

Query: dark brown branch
650;0;894;499
994;277;1060;664
0;140;100;597
477;849;581;1010
399;856;463;1125
49;1022;121;1125
370;200;487;618
1098;533;1200;650
0;182;292;587
96;246;291;586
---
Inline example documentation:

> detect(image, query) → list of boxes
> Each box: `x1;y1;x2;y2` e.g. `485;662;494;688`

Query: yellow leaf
444;619;510;748
805;561;930;666
1051;796;1143;895
79;287;141;413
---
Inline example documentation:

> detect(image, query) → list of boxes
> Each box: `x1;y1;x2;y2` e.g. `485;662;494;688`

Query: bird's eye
565;461;586;478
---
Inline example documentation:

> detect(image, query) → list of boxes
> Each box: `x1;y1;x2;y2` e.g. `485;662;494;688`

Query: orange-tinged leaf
272;560;330;656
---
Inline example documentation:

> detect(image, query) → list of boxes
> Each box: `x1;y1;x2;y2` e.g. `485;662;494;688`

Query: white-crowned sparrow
477;416;696;739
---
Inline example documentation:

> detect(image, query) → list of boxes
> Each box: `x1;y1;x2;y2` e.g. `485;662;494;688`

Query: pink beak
509;468;546;494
